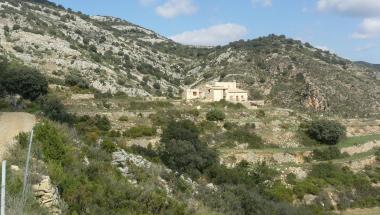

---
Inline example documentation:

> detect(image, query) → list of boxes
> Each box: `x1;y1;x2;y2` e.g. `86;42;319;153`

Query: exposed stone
302;82;327;111
10;165;20;171
303;194;317;205
32;176;61;215
341;141;380;156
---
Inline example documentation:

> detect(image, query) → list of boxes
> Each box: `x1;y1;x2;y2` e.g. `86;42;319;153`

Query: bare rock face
302;83;327;111
32;176;61;215
303;194;317;205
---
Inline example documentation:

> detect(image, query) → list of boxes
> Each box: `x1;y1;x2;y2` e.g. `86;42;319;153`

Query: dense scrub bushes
64;72;89;89
124;125;156;138
211;100;246;110
129;100;173;110
0;59;48;100
224;129;264;148
306;120;346;145
159;120;218;178
30;120;189;214
312;146;348;161
35;122;68;163
38;95;75;124
206;109;225;121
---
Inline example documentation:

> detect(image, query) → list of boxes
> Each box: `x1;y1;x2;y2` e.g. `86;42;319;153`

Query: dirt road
0;112;36;160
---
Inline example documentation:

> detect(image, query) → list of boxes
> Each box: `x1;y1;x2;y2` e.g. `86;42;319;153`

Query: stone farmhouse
183;81;248;103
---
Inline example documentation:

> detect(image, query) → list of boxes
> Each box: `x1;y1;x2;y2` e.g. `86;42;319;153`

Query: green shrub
118;115;129;122
223;122;237;130
225;129;264;149
38;95;74;124
293;178;323;198
211;100;245;110
206;109;225;121
129;100;173;110
16;132;29;148
124;126;156;138
265;182;294;202
101;139;116;153
65;72;89;89
312;146;348;161
130;144;160;162
13;46;24;53
13;24;21;31
0;64;48;100
35;122;68;163
159;120;218;178
306;120;346;145
94;115;111;131
256;110;266;118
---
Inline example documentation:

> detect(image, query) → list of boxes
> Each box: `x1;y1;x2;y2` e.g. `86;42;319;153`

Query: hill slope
0;0;379;117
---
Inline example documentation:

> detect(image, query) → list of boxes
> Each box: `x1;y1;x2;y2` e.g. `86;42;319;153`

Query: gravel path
0;112;36;161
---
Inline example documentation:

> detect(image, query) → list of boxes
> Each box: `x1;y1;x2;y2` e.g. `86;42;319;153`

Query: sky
50;0;380;63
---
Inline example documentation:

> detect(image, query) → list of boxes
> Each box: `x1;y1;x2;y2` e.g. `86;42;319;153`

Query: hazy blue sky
50;0;380;63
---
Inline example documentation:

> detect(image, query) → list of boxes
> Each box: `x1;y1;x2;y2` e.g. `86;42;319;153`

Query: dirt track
0;112;36;160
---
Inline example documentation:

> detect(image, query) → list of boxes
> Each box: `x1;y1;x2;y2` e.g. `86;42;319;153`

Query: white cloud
252;0;272;8
170;23;248;46
317;0;380;40
317;0;380;17
352;18;380;39
156;0;197;18
139;0;157;6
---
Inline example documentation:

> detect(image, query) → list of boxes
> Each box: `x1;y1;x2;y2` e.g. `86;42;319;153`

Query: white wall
212;89;225;101
226;92;248;102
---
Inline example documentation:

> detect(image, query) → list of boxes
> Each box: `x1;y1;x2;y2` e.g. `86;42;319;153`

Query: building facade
183;81;248;103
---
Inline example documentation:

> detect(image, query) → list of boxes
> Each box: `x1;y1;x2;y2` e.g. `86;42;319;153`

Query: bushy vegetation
159;120;218;178
211;100;246;110
312;146;348;161
206;109;226;121
129;100;173;110
225;129;264;148
38;95;75;124
64;72;89;89
13;118;189;214
0;58;48;101
124;125;156;138
306;120;346;145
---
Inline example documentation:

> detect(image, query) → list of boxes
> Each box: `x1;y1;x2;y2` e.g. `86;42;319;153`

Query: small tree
206;109;225;121
306;119;346;145
38;95;74;124
0;66;48;101
35;122;68;163
159;120;218;178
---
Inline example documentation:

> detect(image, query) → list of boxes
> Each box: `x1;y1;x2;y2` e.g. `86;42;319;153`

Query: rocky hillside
0;0;379;117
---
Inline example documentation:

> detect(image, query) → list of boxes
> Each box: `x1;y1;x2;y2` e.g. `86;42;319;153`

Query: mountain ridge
0;0;379;117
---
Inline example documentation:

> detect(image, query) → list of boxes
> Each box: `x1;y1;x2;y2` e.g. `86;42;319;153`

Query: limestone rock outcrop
32;176;61;215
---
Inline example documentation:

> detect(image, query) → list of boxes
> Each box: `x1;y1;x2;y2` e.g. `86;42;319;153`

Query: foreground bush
159;120;218;178
206;109;225;121
306;119;346;145
34;122;68;163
